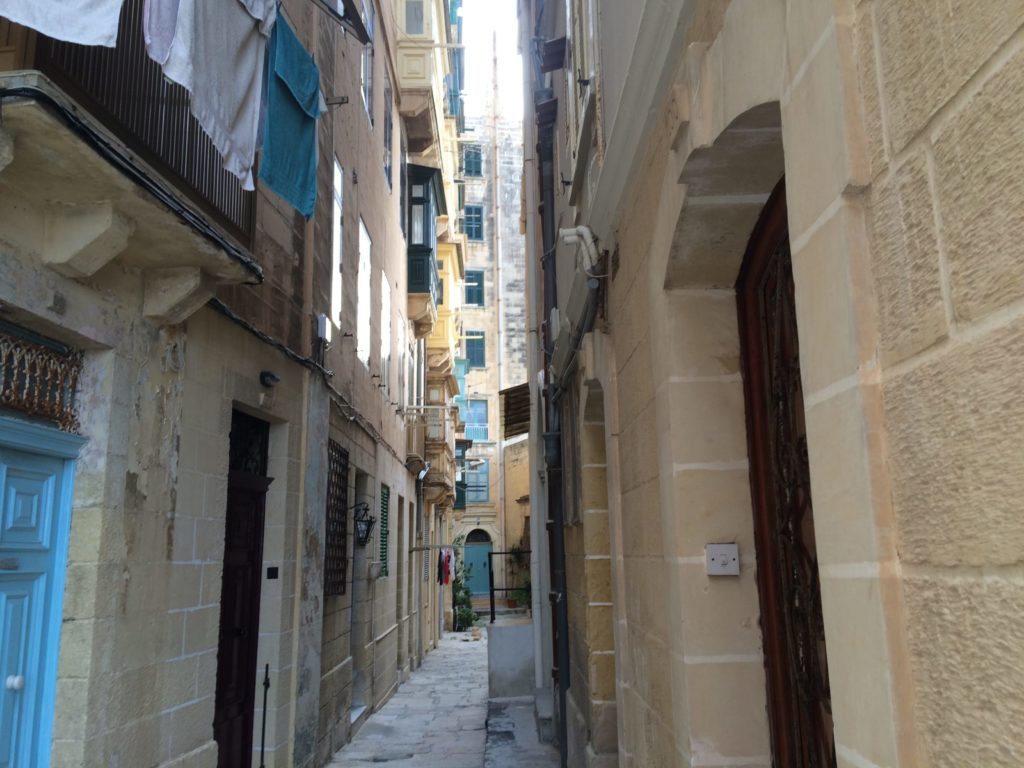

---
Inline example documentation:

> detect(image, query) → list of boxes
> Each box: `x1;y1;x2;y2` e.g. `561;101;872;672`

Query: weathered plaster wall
497;120;528;390
501;437;530;549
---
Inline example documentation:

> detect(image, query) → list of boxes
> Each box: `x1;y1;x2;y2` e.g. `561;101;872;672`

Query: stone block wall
539;0;1024;766
856;1;1024;764
563;378;616;768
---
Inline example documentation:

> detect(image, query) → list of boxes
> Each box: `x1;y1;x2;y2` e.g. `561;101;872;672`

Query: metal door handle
5;675;24;691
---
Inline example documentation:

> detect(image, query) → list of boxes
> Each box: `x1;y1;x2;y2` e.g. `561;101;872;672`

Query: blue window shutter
466;331;485;367
465;270;484;305
463;144;482;176
466;459;489;502
464;205;483;240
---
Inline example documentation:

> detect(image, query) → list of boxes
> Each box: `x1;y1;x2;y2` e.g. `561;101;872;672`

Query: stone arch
466;528;491;543
651;99;789;765
666;102;784;289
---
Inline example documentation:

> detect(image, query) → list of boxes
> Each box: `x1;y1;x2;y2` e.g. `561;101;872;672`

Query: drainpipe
538;105;570;768
415;476;424;665
522;51;550;697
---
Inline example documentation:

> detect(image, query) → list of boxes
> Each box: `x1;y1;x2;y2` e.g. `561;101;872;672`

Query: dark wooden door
737;180;836;768
214;413;271;768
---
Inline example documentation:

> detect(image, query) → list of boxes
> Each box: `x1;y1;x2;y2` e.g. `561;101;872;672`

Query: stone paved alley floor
329;631;558;768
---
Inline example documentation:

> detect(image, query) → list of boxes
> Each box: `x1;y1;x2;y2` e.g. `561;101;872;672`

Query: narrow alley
328;632;556;768
2;0;1024;765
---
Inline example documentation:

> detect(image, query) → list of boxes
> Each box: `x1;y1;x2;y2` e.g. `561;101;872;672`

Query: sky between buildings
461;0;524;121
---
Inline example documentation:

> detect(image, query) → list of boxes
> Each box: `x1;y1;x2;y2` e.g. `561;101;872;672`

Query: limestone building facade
0;0;463;765
452;105;529;602
520;1;1024;767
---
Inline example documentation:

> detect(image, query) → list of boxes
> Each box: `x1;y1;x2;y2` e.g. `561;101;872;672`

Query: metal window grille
379;483;390;577
423;528;431;580
324;440;350;595
0;322;83;433
0;323;82;436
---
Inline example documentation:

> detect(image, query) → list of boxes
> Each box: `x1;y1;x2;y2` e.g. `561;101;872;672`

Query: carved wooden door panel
737;181;836;768
214;412;271;768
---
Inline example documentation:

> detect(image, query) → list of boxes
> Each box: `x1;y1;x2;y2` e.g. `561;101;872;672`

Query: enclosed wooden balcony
407;165;447;338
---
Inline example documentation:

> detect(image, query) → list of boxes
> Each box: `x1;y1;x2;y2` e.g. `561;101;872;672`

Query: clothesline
1;0;328;216
409;544;465;552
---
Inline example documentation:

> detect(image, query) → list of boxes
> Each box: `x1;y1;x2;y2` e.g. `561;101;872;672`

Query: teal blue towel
259;15;321;218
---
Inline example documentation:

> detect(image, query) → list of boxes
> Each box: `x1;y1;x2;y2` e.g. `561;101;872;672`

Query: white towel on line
160;0;277;191
143;0;180;65
0;0;125;47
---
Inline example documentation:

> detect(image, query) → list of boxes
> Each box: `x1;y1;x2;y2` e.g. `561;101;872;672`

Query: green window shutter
379;483;390;577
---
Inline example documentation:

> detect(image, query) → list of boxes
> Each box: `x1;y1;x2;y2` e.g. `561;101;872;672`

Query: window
383;70;393;188
466;458;489;502
331;160;344;327
361;0;375;122
405;0;424;34
466;330;485;368
407;337;418;407
357;219;372;366
466;399;488;441
379;483;390;576
463;144;482;176
409;177;437;247
465;269;484;306
381;271;392;397
324;440;350;595
464;204;483;241
454;441;468;509
398;314;407;408
400;126;408;238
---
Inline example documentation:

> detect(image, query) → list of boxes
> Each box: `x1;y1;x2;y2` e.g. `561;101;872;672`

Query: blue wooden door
464;543;492;595
0;418;82;768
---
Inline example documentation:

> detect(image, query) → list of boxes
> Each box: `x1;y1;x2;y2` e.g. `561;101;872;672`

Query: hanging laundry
0;0;125;47
160;0;275;190
143;0;180;66
437;550;445;586
443;548;452;586
258;13;323;217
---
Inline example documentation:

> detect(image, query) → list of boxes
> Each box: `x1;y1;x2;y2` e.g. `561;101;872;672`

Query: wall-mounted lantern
352;502;376;546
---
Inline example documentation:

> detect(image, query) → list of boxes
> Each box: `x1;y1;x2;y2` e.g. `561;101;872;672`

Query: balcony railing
3;0;255;246
408;246;440;305
405;405;456;448
407;419;426;464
